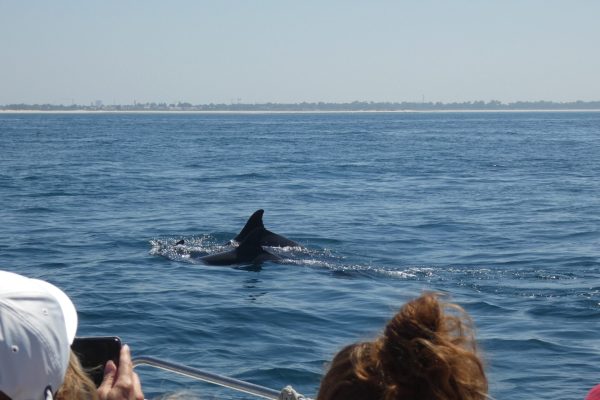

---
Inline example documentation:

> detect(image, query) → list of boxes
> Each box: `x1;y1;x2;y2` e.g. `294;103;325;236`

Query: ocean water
1;111;600;399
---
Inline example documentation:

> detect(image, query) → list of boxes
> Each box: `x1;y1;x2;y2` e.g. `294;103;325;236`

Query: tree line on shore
2;100;600;111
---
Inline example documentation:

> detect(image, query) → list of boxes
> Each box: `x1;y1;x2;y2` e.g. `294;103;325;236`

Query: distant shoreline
2;109;600;114
3;100;600;114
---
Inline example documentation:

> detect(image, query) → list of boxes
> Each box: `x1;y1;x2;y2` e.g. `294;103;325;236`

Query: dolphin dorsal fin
234;209;265;242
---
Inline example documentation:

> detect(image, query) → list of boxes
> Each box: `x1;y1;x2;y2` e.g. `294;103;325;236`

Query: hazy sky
1;1;599;105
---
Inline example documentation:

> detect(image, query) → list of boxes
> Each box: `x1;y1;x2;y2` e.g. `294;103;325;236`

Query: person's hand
98;344;144;400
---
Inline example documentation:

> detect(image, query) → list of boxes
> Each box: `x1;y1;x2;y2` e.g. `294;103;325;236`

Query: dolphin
233;209;300;248
196;227;282;266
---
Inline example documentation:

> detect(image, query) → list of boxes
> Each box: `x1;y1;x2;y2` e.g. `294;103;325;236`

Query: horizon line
3;99;600;107
3;99;600;112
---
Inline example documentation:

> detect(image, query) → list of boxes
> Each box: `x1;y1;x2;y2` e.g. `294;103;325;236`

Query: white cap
0;271;78;400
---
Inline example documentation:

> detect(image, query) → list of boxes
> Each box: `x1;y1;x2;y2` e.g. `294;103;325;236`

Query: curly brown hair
317;293;488;400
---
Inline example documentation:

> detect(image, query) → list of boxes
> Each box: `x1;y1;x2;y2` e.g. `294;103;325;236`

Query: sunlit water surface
1;112;600;399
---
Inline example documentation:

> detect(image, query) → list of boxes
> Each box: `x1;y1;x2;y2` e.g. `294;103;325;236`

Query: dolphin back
198;250;239;266
261;229;299;247
202;226;281;266
236;227;282;264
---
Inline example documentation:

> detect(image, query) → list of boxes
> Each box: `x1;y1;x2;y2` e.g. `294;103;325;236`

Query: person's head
0;270;79;400
317;293;488;400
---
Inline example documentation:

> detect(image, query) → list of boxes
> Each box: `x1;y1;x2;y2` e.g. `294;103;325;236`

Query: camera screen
71;336;122;387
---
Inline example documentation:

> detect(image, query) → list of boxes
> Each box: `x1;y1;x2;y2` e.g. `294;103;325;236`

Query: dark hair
317;293;488;400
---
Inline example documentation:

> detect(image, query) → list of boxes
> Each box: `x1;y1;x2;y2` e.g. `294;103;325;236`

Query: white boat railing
132;356;310;400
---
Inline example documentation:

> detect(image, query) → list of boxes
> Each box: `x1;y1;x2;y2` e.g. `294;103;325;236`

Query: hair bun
316;293;487;400
378;294;443;376
387;294;443;341
373;293;486;400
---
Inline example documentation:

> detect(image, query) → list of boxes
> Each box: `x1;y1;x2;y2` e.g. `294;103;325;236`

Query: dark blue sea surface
1;111;600;399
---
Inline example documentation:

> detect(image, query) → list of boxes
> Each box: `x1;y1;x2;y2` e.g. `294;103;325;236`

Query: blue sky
1;1;599;104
